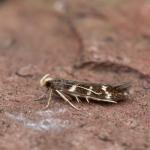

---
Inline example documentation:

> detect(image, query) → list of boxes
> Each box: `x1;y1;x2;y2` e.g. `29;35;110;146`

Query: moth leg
34;94;46;101
44;89;53;109
85;97;90;103
34;88;49;101
56;90;79;110
75;96;80;103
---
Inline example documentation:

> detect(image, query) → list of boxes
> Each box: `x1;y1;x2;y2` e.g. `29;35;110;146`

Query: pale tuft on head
40;74;53;87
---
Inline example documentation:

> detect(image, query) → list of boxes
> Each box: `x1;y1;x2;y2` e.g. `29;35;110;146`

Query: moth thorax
40;74;53;87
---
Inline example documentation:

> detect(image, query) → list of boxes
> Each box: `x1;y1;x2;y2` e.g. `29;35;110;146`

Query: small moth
37;74;131;110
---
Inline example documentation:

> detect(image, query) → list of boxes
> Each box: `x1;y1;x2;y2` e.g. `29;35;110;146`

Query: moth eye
45;81;52;88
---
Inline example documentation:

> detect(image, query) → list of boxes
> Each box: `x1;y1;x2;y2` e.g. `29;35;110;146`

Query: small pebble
16;65;40;77
98;131;112;142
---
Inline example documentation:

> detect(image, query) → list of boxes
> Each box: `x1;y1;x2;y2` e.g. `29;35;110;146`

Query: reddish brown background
0;0;150;150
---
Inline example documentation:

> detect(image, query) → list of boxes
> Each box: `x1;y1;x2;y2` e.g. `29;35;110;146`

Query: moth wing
63;80;106;87
65;81;131;94
113;82;131;91
60;89;117;103
60;81;131;103
86;96;117;103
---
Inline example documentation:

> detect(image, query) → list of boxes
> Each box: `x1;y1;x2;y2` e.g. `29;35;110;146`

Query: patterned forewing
54;79;130;102
63;83;107;99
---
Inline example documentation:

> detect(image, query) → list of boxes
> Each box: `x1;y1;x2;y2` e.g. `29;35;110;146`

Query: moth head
40;74;53;88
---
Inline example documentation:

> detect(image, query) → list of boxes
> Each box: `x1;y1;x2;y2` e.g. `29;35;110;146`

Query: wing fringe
114;82;131;91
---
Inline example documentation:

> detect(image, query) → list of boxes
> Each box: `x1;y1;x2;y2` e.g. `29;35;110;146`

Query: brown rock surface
0;0;150;150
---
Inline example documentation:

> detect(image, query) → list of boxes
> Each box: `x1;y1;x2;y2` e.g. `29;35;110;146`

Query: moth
37;74;131;110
